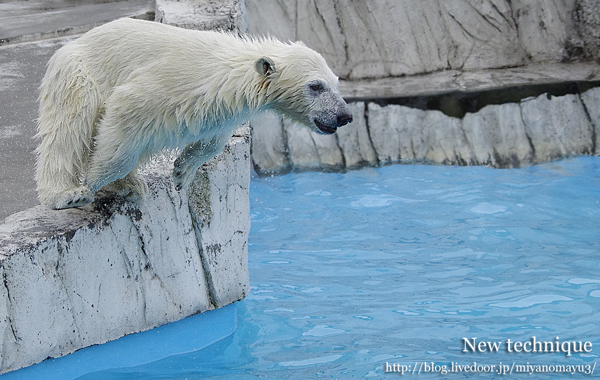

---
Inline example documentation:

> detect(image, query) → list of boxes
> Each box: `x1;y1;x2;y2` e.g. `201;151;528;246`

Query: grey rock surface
251;88;600;173
155;0;247;32
250;111;291;175
335;102;377;168
521;92;594;161
576;0;600;60
189;128;251;307
339;62;600;100
367;103;475;166
462;103;533;168
284;119;327;172
285;118;345;172
245;0;598;80
580;87;600;154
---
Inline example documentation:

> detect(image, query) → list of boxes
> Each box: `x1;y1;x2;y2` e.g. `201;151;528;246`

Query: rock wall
245;0;599;80
155;0;247;32
252;88;600;174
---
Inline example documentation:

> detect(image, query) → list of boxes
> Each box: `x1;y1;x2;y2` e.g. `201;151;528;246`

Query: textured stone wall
245;0;598;80
155;0;247;32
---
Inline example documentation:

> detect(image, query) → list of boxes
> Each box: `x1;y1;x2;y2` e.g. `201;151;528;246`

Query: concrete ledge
0;130;250;374
339;62;600;102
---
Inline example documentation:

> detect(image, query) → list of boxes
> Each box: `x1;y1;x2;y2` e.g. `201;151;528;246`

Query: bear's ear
255;57;276;77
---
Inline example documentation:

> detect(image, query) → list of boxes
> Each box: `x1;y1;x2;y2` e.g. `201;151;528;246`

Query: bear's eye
309;82;325;93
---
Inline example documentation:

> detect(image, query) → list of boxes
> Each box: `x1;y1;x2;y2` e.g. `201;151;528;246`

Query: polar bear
36;18;352;210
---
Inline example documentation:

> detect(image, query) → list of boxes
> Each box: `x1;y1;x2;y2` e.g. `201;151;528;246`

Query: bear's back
61;18;243;90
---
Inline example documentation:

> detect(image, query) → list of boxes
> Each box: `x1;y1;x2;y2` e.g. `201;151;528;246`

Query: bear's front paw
172;167;195;191
103;175;148;203
124;178;148;203
50;187;95;209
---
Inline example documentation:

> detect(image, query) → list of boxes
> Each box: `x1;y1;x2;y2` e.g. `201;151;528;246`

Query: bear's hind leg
85;123;142;195
35;47;102;210
36;148;95;209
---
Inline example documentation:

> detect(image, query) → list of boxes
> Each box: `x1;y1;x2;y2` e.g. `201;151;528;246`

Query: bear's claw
101;174;148;203
172;166;194;192
49;187;95;210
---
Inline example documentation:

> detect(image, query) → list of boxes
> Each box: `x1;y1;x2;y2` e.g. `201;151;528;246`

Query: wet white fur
36;18;341;209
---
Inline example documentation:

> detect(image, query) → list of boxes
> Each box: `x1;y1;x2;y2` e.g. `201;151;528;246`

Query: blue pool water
35;157;600;378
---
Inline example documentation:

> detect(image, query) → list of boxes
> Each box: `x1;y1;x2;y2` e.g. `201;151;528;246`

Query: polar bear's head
255;42;352;135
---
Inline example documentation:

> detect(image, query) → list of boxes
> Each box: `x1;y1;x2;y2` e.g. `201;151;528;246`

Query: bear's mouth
313;119;336;134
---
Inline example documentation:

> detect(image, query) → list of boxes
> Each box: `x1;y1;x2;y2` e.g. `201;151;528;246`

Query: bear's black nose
337;112;353;127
